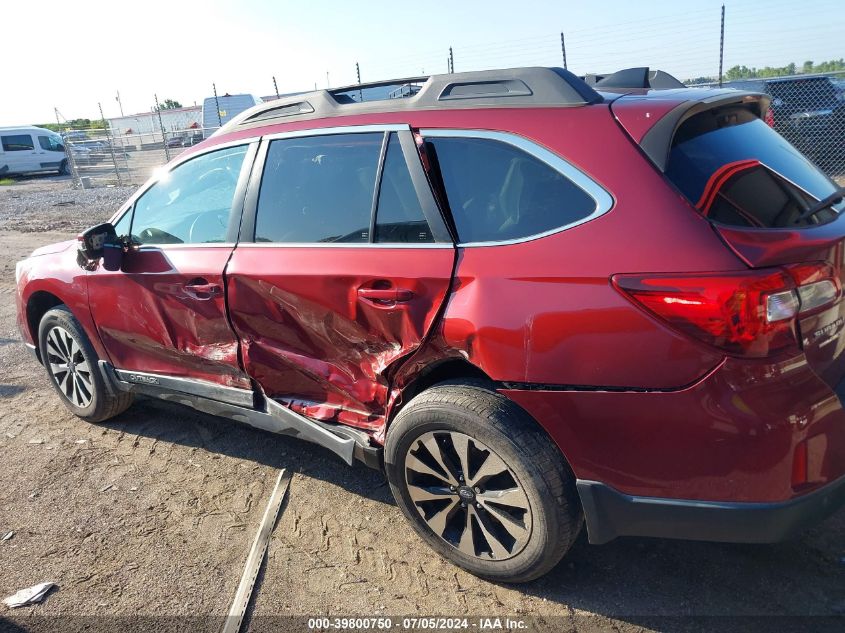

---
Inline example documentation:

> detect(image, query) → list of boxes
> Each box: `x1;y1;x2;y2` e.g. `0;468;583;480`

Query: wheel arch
382;357;579;479
26;290;65;362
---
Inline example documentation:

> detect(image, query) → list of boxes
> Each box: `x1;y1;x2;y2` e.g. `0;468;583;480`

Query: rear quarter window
425;135;600;244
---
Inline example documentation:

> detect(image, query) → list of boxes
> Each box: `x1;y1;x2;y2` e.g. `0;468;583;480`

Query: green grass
0;178;16;186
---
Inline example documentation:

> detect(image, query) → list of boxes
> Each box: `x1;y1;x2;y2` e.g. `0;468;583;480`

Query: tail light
612;263;840;358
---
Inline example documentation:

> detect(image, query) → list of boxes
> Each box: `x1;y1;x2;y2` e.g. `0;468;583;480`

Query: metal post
449;47;454;73
212;82;222;128
560;32;568;70
99;102;122;186
719;4;725;88
273;76;279;98
155;93;171;162
116;90;124;117
356;62;362;102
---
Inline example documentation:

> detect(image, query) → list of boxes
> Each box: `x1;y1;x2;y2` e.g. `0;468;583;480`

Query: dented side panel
87;246;251;389
225;245;454;429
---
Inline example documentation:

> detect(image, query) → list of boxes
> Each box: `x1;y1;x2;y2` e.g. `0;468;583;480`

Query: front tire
385;383;582;583
58;159;70;176
38;306;133;423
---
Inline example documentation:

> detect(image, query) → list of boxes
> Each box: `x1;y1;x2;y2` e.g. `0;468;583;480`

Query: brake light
613;263;841;358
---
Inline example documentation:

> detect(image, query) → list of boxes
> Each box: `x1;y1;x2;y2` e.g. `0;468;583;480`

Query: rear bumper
577;475;845;544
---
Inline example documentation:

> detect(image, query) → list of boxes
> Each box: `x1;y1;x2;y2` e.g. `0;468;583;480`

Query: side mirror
77;223;122;271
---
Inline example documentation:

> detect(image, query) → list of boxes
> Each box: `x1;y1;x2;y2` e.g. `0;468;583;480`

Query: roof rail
585;67;686;91
218;67;603;135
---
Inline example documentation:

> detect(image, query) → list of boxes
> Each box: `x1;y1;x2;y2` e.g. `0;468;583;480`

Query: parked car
15;67;845;583
165;135;186;148
0;126;71;175
728;74;845;160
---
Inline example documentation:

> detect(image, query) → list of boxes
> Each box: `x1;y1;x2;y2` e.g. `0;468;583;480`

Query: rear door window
255;133;382;243
665;106;844;228
2;134;34;151
375;133;433;243
425;135;598;243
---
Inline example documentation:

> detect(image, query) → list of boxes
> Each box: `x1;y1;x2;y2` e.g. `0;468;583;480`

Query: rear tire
38;306;133;423
385;382;582;583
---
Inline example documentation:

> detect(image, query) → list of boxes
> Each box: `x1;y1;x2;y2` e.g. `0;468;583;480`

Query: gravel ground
0;176;844;633
0;175;134;233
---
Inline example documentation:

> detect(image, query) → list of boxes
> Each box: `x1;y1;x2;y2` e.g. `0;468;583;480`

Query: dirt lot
1;175;844;633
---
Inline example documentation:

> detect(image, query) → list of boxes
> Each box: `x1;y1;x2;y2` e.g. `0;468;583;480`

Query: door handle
357;287;414;303
184;280;223;299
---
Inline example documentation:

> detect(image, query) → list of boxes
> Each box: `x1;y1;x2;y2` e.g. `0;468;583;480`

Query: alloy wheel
404;430;532;560
45;325;93;408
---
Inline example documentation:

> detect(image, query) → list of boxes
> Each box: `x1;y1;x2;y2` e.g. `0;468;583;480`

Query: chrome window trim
235;242;453;250
135;243;236;251
260;123;409;142
420;128;615;247
107;137;260;228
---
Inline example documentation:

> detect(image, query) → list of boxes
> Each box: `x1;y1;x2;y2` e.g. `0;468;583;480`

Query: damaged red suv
15;66;845;582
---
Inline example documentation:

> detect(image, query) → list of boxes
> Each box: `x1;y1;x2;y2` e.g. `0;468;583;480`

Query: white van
0;126;70;176
201;94;262;138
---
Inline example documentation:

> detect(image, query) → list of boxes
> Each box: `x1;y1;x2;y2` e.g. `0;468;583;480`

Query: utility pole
326;71;330;88
560;32;568;70
54;107;62;127
115;90;124;117
448;46;454;73
154;93;170;162
719;4;725;87
272;75;279;98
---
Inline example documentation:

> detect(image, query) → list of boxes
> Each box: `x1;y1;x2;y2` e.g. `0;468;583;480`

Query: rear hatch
614;92;845;387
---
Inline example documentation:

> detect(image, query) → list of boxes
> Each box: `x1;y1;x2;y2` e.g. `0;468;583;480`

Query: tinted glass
426;137;596;243
256;133;382;243
375;134;432;243
2;134;34;151
130;145;247;244
38;135;64;152
665;107;843;228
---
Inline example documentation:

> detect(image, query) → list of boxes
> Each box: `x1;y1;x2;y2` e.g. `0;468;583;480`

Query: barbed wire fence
55;0;844;187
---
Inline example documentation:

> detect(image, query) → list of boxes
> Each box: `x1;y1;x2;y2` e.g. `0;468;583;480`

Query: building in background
107;105;201;137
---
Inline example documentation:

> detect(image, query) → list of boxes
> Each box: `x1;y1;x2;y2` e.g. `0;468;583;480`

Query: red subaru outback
15;67;845;582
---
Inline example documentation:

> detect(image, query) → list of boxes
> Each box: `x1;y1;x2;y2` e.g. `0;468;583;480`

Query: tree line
685;58;845;85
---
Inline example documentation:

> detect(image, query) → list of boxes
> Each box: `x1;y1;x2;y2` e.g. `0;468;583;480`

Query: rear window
665;107;844;228
426;136;597;243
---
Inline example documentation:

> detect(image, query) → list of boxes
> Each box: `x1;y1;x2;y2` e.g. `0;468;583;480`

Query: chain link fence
689;70;845;181
57;104;217;188
61;125;217;188
57;70;845;189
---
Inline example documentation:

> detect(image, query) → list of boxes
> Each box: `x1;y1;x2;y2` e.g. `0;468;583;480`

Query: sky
4;0;843;125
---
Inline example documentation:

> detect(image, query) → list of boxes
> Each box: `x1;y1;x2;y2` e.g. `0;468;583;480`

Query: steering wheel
197;166;238;188
188;210;228;243
138;227;183;244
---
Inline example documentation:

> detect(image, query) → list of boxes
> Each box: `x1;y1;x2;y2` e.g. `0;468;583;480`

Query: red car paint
16;85;845;516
